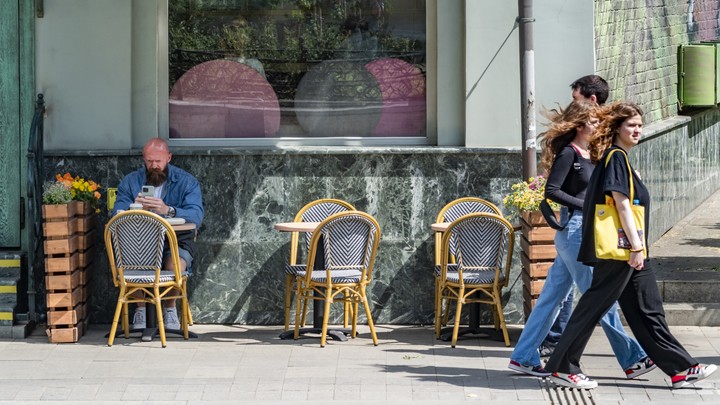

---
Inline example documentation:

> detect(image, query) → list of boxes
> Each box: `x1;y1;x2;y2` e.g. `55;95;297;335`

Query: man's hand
136;195;169;216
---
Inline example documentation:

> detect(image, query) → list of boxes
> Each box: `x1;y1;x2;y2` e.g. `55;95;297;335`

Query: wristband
629;247;644;252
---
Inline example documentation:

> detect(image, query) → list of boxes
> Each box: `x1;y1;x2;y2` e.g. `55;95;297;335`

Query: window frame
157;0;434;148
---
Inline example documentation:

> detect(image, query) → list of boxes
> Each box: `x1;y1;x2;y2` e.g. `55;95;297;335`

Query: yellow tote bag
594;149;646;261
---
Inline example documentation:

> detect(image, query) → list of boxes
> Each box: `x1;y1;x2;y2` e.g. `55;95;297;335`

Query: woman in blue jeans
508;99;653;378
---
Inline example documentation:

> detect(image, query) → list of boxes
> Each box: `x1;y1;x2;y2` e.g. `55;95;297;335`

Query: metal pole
518;0;536;181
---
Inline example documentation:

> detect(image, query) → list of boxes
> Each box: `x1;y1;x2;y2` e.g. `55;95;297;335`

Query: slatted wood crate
520;210;556;321
43;201;95;343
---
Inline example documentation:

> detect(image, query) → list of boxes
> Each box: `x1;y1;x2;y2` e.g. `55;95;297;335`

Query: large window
167;0;427;143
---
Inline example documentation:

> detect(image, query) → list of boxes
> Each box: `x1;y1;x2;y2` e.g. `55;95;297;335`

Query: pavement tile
1;324;720;403
307;389;335;400
175;390;203;401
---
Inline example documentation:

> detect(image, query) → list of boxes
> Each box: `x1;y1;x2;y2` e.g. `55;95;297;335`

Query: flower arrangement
42;181;73;205
502;176;559;220
53;172;102;212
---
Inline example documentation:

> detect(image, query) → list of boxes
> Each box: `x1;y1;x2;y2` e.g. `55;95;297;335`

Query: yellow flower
502;176;558;220
54;172;103;209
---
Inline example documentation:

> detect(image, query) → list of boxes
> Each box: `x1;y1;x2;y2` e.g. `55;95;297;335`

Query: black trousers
545;259;696;376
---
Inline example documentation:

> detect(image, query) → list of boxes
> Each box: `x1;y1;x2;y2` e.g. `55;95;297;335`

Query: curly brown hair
589;101;644;163
538;99;598;174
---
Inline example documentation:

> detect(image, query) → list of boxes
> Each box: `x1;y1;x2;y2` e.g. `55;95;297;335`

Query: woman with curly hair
509;99;651;380
545;101;717;389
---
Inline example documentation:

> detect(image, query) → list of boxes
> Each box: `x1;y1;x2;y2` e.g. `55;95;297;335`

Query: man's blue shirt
113;164;204;227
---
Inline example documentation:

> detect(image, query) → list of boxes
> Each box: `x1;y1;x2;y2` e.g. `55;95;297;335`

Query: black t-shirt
578;146;651;265
544;145;594;211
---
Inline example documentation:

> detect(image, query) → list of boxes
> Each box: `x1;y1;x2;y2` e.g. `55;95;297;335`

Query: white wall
36;0;133;150
534;2;595;114
434;0;465;146
465;1;594;148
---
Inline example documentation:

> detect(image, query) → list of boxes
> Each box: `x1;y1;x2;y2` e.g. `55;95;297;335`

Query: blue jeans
542;289;573;348
510;210;647;370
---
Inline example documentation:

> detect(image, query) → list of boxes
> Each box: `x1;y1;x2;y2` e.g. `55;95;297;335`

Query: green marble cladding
44;150;526;325
42;108;720;326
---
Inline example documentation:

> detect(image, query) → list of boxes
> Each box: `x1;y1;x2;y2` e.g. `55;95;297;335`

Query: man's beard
146;167;168;186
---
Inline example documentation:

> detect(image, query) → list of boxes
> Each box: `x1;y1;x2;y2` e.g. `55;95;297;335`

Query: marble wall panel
42;109;720;325
44;150;526;325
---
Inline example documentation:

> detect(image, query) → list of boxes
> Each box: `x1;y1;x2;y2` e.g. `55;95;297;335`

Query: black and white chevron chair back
321;214;377;276
452;215;508;272
108;214;167;274
443;201;498;256
301;202;352;249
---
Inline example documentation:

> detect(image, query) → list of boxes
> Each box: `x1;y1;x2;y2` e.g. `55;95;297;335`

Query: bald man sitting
113;138;204;330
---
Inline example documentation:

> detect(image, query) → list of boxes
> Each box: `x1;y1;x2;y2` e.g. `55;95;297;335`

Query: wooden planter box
48;302;86;326
520;210;556;321
46;286;83;308
42;201;78;220
42;200;97;343
76;201;93;216
46;320;88;343
45;269;81;291
45;252;79;273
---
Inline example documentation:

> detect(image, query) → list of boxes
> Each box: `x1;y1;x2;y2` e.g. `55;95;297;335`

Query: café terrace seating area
104;197;516;348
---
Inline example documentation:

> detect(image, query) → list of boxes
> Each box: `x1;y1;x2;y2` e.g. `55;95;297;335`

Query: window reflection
168;0;426;139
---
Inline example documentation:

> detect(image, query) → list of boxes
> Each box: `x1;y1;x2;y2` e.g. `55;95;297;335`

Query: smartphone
141;185;155;198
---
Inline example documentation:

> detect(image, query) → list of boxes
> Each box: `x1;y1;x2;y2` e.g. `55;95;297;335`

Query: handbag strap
604;148;635;202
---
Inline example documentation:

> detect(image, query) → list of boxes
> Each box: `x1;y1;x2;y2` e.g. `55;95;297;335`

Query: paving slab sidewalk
0;323;718;404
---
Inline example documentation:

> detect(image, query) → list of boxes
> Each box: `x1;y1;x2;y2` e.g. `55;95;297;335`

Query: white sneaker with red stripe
671;364;717;389
508;360;551;377
625;357;657;379
550;372;598;389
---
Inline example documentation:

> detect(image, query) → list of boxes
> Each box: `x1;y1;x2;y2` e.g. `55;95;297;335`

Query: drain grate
543;378;596;405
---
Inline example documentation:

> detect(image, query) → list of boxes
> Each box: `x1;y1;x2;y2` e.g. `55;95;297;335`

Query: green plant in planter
502;176;559;221
42;181;72;205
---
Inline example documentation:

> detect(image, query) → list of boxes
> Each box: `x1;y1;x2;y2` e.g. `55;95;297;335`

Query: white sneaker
132;307;146;329
163;308;181;330
625;356;657;379
671;364;718;388
550;372;598;389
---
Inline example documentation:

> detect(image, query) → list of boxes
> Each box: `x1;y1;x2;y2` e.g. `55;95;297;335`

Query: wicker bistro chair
434;197;502;265
435;212;515;348
104;210;190;347
293;211;381;347
434;198;502;327
284;199;355;331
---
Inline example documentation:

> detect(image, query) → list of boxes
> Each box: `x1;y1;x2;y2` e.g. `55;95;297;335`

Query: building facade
2;1;720;327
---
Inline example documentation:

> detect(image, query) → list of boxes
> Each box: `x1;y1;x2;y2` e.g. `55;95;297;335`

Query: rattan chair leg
121;302;130;338
293;282;304;340
320;294;332;347
351;299;359;338
108;292;126;346
451;290;464;348
343;300;350;328
184;279;194;326
360;287;378;346
154;294;167;348
494;289;511;347
434;284;443;338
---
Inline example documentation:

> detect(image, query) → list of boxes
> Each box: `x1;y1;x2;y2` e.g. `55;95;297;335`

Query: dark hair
570;75;609;105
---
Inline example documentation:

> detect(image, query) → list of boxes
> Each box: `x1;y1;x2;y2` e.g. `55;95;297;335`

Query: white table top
431;222;449;232
274;222;320;232
172;223;196;232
